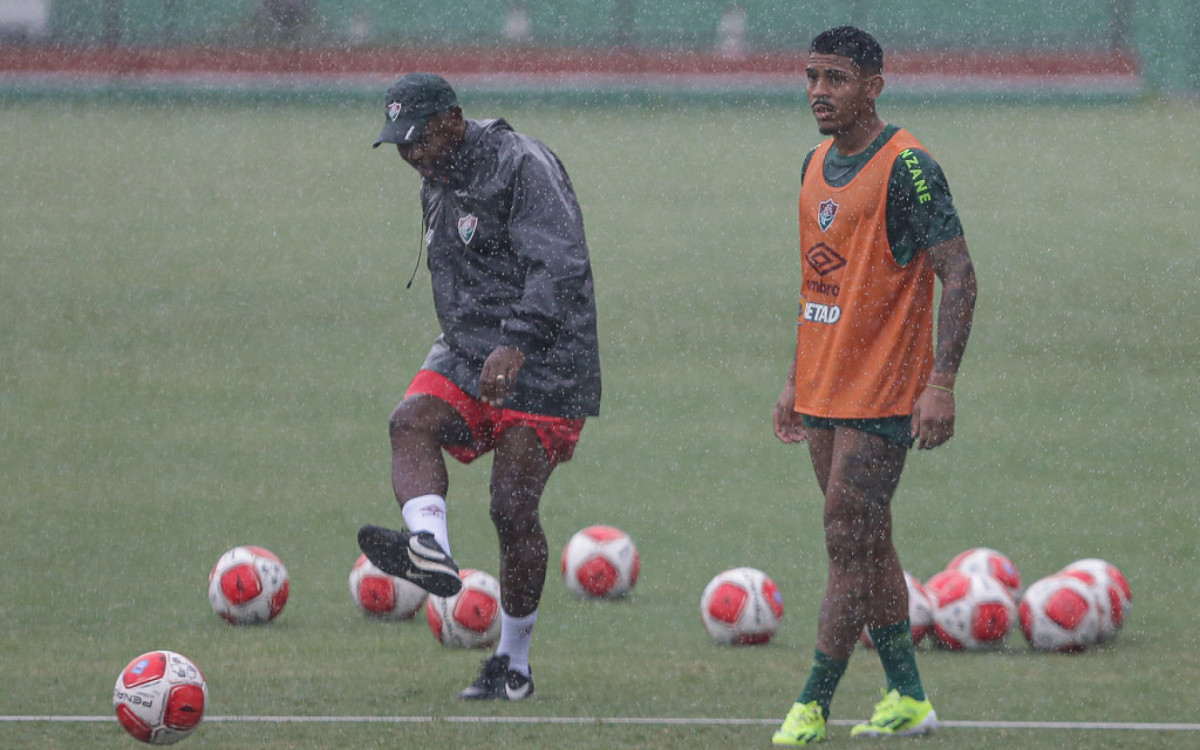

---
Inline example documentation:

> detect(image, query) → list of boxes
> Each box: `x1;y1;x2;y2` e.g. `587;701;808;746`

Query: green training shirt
800;124;964;267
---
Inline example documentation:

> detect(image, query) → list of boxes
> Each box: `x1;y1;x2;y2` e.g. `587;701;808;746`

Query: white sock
497;610;538;676
401;494;450;556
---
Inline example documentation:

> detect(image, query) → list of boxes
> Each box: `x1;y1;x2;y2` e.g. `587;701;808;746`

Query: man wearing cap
357;73;601;702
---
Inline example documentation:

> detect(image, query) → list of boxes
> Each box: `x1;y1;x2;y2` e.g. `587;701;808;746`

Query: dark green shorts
801;414;914;448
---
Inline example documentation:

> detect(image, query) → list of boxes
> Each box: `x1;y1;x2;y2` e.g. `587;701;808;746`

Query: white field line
3;715;1200;732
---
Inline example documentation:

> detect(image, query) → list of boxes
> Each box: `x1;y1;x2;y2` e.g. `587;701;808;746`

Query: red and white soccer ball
946;547;1022;599
113;650;207;745
926;569;1017;650
561;525;640;599
1059;558;1132;642
426;568;502;649
1018;574;1102;652
348;554;428;620
207;545;289;625
860;571;934;648
700;567;785;645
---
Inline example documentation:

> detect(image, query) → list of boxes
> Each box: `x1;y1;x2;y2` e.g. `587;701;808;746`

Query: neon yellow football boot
849;689;938;738
772;700;827;746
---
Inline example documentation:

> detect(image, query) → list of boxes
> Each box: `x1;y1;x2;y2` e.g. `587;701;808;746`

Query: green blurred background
2;3;1199;749
2;0;1198;94
1;94;1198;748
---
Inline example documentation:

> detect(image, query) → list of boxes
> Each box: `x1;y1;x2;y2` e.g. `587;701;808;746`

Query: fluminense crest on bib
458;214;478;245
387;102;402;122
817;198;839;231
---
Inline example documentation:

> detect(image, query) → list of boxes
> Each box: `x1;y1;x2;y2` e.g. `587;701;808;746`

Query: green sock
797;649;848;718
868;619;926;701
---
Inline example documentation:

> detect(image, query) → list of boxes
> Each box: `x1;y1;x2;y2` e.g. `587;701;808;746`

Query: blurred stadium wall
0;0;1195;98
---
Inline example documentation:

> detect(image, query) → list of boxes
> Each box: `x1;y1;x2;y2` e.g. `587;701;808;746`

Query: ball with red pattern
425;568;501;649
700;567;785;645
946;547;1022;599
1019;574;1102;652
1059;558;1132;642
207;545;289;625
926;569;1016;650
348;553;428;620
561;525;640;599
113;650;207;745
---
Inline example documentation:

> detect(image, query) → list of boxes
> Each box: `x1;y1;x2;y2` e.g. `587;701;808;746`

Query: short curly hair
809;26;883;73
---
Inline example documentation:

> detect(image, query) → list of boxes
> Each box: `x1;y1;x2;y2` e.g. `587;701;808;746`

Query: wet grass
2;98;1198;749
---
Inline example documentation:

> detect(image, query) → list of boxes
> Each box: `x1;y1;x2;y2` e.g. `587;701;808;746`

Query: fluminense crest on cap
373;73;458;147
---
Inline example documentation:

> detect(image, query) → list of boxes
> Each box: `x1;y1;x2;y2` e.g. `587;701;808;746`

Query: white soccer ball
425;568;502;649
113;650;208;745
860;571;934;648
1059;558;1132;642
946;547;1023;599
348;553;428;620
925;569;1017;651
561;525;640;599
207;545;289;625
1018;574;1102;652
700;567;785;645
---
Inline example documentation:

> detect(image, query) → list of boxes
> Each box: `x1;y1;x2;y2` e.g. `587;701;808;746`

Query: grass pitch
2;97;1199;749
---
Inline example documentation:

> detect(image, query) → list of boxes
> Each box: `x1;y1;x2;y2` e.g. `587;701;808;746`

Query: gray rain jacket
416;118;601;418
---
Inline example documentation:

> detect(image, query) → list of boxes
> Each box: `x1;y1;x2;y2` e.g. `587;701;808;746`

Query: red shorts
404;369;585;467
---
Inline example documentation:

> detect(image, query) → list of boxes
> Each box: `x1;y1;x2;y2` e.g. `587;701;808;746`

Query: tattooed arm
911;234;977;450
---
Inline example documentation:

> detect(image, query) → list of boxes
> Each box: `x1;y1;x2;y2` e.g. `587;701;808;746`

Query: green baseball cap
373;73;459;148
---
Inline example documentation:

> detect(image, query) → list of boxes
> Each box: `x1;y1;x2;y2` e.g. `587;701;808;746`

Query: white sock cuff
502;610;539;631
401;494;449;555
498;610;538;675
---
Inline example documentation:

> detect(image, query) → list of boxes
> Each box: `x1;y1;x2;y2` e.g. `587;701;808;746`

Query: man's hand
480;346;525;407
773;385;807;444
911;384;955;449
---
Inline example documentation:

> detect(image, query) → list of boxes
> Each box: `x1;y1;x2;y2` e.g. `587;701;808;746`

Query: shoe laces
867;689;912;724
782;701;823;732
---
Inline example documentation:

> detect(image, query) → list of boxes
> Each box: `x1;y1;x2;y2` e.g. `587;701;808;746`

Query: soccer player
359;73;601;701
771;27;977;745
